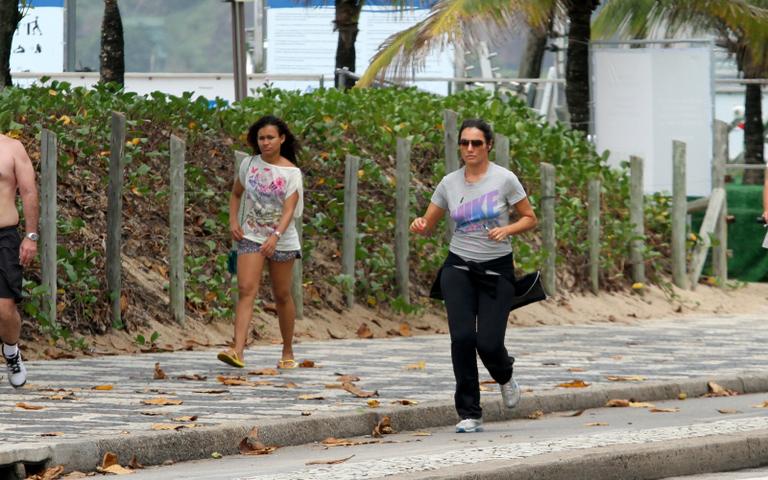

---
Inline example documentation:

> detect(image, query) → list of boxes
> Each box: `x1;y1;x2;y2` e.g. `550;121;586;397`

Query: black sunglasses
458;139;485;147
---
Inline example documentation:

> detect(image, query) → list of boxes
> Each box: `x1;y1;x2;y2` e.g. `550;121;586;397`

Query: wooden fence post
588;178;600;294
540;162;556;297
443;110;458;242
671;140;688;290
291;219;303;320
689;188;725;288
342;154;360;307
106;112;126;328
494;133;510;170
169;135;186;325
40;129;57;325
629;155;645;284
395;137;412;302
712;120;728;284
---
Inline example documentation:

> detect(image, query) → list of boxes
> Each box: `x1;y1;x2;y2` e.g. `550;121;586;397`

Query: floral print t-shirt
238;155;303;251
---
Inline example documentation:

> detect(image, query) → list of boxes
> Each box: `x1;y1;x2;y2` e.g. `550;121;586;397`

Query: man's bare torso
0;135;22;228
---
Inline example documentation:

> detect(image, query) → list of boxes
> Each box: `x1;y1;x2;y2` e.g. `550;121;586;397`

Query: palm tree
333;0;363;88
358;0;768;137
356;0;599;134
593;0;768;183
100;0;125;86
0;0;24;88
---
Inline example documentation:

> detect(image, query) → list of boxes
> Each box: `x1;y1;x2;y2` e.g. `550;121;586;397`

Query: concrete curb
398;429;768;480
6;373;768;476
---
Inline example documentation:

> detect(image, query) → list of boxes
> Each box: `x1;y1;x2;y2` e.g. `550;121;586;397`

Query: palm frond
357;0;563;87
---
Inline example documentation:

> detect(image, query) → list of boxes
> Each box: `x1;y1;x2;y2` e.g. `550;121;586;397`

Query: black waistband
0;225;19;234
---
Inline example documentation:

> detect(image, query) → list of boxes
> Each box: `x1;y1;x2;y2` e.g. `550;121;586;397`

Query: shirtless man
0;134;38;388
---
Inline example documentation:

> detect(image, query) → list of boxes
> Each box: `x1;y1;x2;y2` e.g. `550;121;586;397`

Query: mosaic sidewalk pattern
240;417;768;480
2;314;767;449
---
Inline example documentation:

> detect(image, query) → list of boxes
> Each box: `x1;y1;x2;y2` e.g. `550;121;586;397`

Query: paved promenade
2;313;768;475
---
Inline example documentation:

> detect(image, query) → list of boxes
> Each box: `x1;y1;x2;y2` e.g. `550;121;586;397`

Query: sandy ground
21;282;768;361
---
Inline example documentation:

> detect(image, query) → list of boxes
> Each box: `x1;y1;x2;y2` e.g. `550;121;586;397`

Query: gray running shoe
455;418;483;433
4;351;27;388
500;378;521;408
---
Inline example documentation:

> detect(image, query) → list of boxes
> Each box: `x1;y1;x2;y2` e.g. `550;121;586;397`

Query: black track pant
441;265;514;419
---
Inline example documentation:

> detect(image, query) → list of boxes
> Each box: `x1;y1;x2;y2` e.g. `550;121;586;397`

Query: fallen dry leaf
151;423;200;431
128;455;143;470
557;380;590;388
16;402;44;410
211;452;222;459
412;431;432;436
336;374;361;383
568;368;585;373
24;465;64;480
325;383;343;389
706;382;738;397
192;389;228;394
141;397;183;406
367;399;380;408
562;409;585;417
372;416;394;437
649;407;679;413
479;379;497;385
629;402;656;408
605;375;646;382
679;392;688;400
391;399;419;406
139;411;164;416
44;391;77;401
342;382;378;398
153;363;167;380
172;415;198;422
239;427;277;455
527;410;544;419
306;454;355;465
404;361;426;370
92;385;113;391
399;323;412;337
356;323;374;339
101;452;119;469
301;411;312;416
606;399;630;408
585;422;609;427
249;368;279;376
100;464;133;475
216;375;254;386
299;360;316;368
718;408;742;414
753;401;768;408
60;472;88;479
176;374;207;381
298;394;325;400
40;432;63;437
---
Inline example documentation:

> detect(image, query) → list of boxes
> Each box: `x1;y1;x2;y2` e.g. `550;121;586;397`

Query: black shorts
0;225;22;303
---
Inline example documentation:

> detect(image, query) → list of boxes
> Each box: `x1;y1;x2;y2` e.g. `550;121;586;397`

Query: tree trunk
518;27;548;79
0;0;22;88
333;0;361;89
742;77;764;185
100;0;124;86
565;0;598;135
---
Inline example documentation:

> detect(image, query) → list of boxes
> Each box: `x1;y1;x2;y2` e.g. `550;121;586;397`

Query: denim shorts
237;238;301;262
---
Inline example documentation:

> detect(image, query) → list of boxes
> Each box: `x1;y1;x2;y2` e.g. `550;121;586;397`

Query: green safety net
692;184;768;282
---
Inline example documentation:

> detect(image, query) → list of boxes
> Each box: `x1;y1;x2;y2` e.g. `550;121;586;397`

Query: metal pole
230;0;248;102
252;0;265;73
65;0;77;71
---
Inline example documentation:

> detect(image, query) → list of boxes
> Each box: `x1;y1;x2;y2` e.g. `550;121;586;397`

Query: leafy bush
0;81;673;338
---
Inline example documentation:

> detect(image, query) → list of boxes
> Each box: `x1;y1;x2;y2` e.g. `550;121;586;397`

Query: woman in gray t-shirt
410;119;538;433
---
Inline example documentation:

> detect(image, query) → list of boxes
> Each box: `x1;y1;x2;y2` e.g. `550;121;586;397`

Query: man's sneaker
4;351;27;388
500;378;521;408
455;418;483;433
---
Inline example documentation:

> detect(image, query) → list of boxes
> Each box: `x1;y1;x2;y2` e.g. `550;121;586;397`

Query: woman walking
410;119;537;433
218;115;303;370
